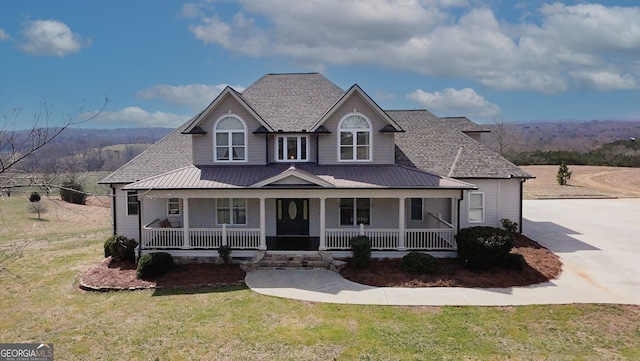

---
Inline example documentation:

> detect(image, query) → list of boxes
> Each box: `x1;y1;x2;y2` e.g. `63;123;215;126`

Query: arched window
339;114;371;161
214;116;246;161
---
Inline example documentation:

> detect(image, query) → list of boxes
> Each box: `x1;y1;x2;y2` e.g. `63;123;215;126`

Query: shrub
500;218;518;234
499;253;527;271
60;181;87;205
350;236;371;269
556;161;572;185
401;252;438;274
456;226;514;270
217;245;232;265
104;235;138;262
29;192;41;202
136;252;174;279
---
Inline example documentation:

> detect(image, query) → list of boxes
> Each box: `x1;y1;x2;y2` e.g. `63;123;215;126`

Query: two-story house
100;73;532;260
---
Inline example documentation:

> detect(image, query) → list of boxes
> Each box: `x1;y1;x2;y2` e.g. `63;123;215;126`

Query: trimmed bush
350;236;371;269
455;226;514;270
217;245;232;265
401;252;438;274
136;252;174;279
60;181;87;205
499;253;527;271
29;192;41;202
500;218;518;234
104;235;138;262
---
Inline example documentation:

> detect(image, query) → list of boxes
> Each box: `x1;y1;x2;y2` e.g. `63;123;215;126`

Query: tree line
509;139;640;167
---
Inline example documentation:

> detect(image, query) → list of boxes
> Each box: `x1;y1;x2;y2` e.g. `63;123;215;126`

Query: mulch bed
340;234;562;288
79;258;246;291
81;235;562;291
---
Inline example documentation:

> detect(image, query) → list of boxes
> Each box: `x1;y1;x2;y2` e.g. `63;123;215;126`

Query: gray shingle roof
391;110;532;179
123;164;474;190
240;73;345;131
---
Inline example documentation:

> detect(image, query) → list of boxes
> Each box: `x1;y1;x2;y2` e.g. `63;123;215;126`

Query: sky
1;0;639;129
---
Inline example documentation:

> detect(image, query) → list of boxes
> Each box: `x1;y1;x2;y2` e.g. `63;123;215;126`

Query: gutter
136;193;142;261
519;179;524;234
110;185;117;236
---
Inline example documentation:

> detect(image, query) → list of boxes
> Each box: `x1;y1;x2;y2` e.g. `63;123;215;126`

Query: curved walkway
245;199;640;306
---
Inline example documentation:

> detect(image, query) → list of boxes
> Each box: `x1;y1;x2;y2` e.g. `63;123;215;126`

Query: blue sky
1;0;639;129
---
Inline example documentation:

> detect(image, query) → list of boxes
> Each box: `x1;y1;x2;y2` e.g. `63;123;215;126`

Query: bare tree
489;116;512;158
27;201;48;220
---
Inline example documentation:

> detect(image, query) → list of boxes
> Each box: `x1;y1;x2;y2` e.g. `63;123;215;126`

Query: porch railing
142;226;261;249
325;228;456;250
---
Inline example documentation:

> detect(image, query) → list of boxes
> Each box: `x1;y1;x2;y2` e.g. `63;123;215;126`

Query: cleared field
522;165;640;199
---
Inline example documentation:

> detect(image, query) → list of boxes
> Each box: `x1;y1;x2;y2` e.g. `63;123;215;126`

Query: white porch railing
325;228;456;250
142;227;261;249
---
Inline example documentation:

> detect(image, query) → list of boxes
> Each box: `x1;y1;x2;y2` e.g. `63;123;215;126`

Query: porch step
241;251;346;271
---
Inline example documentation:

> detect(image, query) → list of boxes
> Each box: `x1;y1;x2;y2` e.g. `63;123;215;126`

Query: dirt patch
522;165;640;199
80;258;246;291
340;234;562;288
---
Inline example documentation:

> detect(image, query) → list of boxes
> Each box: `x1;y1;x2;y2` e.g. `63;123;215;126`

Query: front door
276;198;309;236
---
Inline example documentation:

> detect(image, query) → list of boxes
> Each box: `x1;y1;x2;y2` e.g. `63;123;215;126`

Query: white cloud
0;28;10;41
95;107;190;127
136;83;245;111
184;1;640;93
20;19;90;56
570;70;638;91
407;88;500;118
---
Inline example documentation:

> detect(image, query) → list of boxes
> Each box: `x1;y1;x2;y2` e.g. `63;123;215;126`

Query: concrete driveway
523;198;640;304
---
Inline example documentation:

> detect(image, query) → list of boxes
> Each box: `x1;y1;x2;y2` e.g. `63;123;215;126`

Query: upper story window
215;116;246;162
339;114;371;161
276;135;308;162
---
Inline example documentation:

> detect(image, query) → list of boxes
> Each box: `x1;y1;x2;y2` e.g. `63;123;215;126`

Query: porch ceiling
122;164;476;190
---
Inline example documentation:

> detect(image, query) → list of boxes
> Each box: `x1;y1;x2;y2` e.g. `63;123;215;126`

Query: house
99;73;532;261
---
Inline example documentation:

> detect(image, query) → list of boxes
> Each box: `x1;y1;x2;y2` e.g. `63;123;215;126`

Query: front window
339;114;371;161
276;135;308;162
469;192;484;223
410;198;423;221
340;198;370;226
217;198;247;225
167;198;181;215
126;192;138;216
215;116;246;161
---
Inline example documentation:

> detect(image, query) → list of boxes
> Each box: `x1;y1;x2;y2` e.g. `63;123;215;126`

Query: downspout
110;185;117;236
136;192;142;261
457;189;464;232
519;179;524;234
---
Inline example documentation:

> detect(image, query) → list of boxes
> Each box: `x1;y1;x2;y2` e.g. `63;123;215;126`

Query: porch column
398;197;406;251
182;197;190;248
319;197;326;250
259;197;267;250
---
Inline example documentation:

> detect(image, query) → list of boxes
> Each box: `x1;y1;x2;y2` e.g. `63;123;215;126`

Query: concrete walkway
245;199;640;306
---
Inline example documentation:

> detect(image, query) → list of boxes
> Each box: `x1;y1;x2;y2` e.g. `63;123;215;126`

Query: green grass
1;198;640;360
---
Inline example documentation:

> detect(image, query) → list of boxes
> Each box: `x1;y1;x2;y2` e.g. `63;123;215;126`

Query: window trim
213;114;248;163
468;192;485;223
339;198;371;226
126;191;139;216
337;113;372;162
216;198;247;226
275;135;309;162
410;198;423;221
167;198;181;216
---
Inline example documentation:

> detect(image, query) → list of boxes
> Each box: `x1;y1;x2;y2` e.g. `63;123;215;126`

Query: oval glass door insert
288;200;298;220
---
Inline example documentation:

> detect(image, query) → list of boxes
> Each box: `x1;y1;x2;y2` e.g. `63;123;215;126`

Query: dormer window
276;135;308;162
215;116;246;162
338;114;371;161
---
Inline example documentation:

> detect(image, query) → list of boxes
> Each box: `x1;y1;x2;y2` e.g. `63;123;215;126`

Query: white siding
114;185;140;242
317;93;396;165
459;178;523;230
192;94;267;166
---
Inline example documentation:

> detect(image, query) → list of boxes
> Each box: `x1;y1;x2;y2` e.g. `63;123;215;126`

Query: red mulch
340;234;562;288
81;235;562;291
80;258;246;291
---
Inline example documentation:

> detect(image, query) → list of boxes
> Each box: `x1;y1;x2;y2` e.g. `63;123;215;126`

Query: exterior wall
406;198;452;229
325;198;400;228
458;178;523;230
113;185;140;242
317;93;396;165
192;94;267;166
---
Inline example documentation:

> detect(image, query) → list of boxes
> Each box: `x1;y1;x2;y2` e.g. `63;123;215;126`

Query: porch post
319;197;326;250
259;197;267;250
398;197;406;251
182;197;190;248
